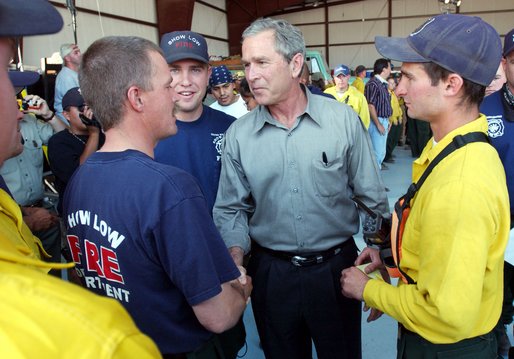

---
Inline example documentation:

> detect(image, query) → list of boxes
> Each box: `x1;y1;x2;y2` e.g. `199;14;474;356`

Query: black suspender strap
403;132;489;205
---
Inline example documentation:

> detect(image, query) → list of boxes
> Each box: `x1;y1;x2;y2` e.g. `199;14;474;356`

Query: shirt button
292;187;298;193
290;161;296;167
288;133;292;137
296;215;302;220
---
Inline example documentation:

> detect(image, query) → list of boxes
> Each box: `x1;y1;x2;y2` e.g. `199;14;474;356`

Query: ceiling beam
155;0;195;40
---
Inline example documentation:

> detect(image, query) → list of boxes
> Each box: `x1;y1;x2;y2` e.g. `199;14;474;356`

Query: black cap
62;87;85;110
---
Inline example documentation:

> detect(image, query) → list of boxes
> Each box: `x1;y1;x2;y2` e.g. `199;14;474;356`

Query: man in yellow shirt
0;1;161;357
341;14;509;358
352;65;366;94
324;64;370;128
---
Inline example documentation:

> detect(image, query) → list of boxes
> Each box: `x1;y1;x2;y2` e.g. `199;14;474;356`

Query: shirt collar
413;115;489;180
252;85;322;133
374;74;388;85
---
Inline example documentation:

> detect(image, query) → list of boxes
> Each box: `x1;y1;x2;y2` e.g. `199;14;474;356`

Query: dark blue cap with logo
62;87;85;110
160;31;209;64
0;0;63;37
375;14;502;86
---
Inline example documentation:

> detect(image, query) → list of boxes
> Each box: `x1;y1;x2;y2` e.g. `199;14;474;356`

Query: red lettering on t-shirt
66;235;82;264
101;246;124;284
85;239;104;277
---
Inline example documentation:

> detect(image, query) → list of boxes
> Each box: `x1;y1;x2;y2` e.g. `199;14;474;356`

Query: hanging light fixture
438;0;462;14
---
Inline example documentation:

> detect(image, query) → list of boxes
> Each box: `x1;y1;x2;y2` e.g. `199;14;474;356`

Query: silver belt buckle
291;255;307;266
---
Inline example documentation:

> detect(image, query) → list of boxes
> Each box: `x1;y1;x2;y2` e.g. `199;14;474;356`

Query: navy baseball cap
62;87;85;110
8;70;39;88
0;0;63;37
504;28;514;57
334;64;350;77
209;65;233;87
375;14;502;86
160;31;209;64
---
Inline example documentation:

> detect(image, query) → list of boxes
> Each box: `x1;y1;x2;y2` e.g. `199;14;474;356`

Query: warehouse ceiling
226;0;364;54
155;0;365;55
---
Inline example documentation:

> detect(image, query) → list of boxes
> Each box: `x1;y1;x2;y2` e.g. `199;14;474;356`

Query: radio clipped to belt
356;132;490;284
386;132;490;284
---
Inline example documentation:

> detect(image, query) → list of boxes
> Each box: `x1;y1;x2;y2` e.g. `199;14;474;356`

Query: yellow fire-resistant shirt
351;77;365;94
324;85;370;129
363;115;510;344
389;90;403;125
0;189;162;358
0;189;60;271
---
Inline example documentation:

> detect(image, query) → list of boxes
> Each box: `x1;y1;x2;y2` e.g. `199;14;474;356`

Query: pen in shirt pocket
322;152;328;166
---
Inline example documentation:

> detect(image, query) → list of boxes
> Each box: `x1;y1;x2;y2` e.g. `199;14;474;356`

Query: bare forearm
193;280;251;333
229;246;244;266
48;116;68;132
368;104;380;126
79;132;100;164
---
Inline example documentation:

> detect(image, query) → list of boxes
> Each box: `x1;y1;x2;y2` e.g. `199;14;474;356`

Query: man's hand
340;266;369;301
377;122;386;135
363;305;384;323
81;106;101;133
355;247;384;273
230;269;252;304
23;94;53;120
229;246;244;267
22;206;59;232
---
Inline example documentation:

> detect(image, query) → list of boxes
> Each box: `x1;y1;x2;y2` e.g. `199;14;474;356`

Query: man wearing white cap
54;43;81;124
341;14;509;358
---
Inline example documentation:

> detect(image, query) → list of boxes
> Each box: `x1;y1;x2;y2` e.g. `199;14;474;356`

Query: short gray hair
79;36;162;130
242;18;305;63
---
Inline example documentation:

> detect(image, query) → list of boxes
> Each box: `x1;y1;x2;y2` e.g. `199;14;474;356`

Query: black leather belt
253;239;353;267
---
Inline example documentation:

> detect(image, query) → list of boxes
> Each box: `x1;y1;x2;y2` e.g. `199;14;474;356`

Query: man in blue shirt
155;31;235;213
64;35;251;358
480;27;514;357
365;58;393;169
54;43;81;125
155;30;246;359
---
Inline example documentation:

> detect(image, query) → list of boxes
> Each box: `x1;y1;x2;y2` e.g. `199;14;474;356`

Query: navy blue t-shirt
0;175;12;196
154;105;235;212
63;150;240;354
480;88;514;217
